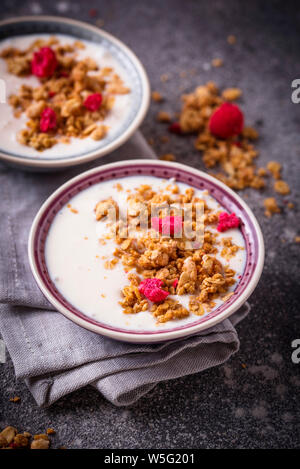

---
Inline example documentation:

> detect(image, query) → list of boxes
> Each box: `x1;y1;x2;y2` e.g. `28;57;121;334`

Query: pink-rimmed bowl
28;159;264;343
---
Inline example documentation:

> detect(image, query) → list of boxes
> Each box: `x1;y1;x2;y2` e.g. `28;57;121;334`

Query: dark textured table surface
0;0;299;449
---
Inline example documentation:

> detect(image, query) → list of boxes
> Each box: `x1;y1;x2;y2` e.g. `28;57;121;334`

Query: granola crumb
211;58;223;67
95;197;119;221
95;18;105;28
0;426;17;444
157;110;172;123
160;73;169;82
159;153;176;161
294;236;300;243
114;182;123;192
222;88;242;101
13;434;29;448
227;35;237;45
160;135;170;143
33;434;49;441
9;396;21;403
222;292;234;301
46;428;56;435
264;197;280;217
104;258;119;270
267;161;281;179
151;91;163;102
31;439;50;450
257;167;267;177
220;237;240;261
91;125;108;141
274;180;290;195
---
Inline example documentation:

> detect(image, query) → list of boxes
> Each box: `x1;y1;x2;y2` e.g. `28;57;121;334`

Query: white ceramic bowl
0;16;150;170
28;159;265;343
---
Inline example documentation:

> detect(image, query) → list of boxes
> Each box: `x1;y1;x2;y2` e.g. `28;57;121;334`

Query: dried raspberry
209;102;244;139
89;8;98;17
40;107;57;133
151;216;183;236
172;279;178;289
48;91;56;98
168;122;182;134
31;47;57;78
217;212;240;232
83;93;103;111
139;278;169;303
59;70;69;78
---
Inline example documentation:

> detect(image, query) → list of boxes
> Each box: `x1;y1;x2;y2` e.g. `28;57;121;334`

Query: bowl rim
0;16;150;169
28;159;265;343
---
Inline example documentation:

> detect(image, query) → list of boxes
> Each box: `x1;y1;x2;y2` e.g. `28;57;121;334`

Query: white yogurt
45;176;247;331
0;34;131;158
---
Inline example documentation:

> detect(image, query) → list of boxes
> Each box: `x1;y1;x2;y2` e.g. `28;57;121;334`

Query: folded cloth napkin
0;131;250;407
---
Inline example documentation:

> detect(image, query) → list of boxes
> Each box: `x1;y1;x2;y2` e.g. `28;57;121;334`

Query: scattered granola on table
0;425;57;449
156;81;292;216
170;81;264;190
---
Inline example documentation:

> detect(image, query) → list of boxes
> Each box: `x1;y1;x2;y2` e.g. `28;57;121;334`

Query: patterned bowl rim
28;159;265;343
0;16;150;169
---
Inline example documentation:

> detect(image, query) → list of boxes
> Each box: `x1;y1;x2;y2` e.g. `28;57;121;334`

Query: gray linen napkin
0;131;250;407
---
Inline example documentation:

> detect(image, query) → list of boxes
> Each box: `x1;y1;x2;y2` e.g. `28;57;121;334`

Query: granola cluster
0;425;56;450
0;36;130;151
154;82;291;216
96;182;240;323
175;82;265;190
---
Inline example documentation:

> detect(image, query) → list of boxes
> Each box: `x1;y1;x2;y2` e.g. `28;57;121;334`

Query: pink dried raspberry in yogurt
151;216;183;236
39;107;57;133
217;212;240;232
83;93;103;111
138;278;169;303
31;47;57;78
